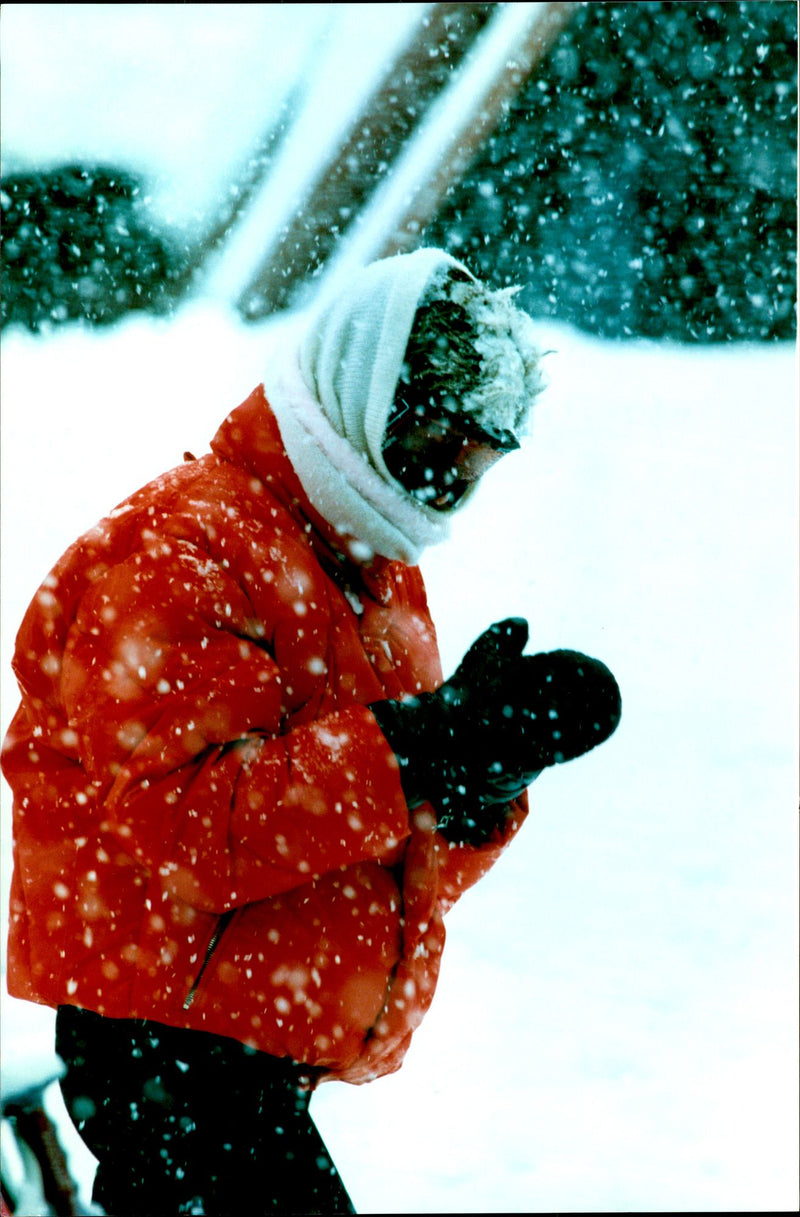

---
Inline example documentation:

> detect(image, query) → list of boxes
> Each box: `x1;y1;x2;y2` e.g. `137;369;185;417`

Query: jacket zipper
183;909;236;1010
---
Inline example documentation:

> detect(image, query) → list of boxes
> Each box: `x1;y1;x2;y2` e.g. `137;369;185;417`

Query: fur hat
262;249;545;563
299;248;545;484
411;273;546;438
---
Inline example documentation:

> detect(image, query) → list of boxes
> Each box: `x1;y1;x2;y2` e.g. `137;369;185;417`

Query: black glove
370;618;621;844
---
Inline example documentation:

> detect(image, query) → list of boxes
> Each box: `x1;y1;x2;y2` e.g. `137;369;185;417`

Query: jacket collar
209;385;395;571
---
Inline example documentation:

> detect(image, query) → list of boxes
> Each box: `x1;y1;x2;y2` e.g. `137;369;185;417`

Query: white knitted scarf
262;249;472;565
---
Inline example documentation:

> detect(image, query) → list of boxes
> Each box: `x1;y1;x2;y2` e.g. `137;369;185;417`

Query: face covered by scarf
381;398;521;511
262;248;545;564
380;270;546;510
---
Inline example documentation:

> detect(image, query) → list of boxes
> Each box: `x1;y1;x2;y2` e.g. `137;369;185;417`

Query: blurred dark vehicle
1;2;795;343
424;0;797;342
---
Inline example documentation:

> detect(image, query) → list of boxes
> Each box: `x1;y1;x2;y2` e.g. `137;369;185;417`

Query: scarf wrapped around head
262;248;544;565
299;248;469;481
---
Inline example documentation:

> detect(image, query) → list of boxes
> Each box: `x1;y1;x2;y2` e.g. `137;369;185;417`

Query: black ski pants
55;1006;355;1216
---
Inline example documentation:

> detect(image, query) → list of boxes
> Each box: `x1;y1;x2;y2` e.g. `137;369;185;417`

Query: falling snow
1;3;797;1215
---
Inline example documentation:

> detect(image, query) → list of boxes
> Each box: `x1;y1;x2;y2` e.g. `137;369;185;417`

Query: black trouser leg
55;1007;355;1216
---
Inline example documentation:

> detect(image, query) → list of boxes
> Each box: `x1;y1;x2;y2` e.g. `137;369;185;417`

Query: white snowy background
1;5;798;1214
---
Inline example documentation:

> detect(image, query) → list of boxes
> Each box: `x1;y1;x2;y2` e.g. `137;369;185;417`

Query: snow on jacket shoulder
2;385;527;1084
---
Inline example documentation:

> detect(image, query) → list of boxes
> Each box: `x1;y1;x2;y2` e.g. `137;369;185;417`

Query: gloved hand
369;618;621;843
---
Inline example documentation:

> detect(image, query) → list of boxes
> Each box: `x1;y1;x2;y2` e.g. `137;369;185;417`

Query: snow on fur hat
298;247;545;483
427;274;546;437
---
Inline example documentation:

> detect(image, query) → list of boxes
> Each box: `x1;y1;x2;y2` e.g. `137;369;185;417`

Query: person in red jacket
2;248;621;1215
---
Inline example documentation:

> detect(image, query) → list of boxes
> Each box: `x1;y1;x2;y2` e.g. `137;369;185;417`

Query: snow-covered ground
1;302;797;1213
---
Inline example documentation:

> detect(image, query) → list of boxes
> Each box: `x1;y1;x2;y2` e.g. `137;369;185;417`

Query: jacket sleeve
59;538;410;913
432;793;529;914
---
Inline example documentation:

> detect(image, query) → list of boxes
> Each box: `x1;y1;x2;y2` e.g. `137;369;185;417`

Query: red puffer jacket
3;386;527;1084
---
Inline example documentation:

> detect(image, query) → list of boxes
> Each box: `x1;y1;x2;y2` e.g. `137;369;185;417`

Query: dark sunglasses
382;399;521;507
385;399;520;456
